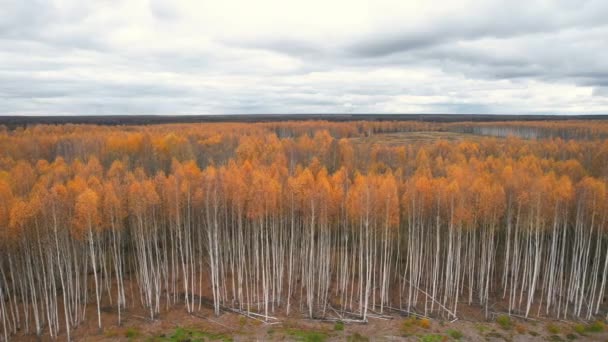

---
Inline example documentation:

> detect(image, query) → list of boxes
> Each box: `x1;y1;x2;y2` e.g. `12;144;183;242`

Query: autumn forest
1;119;608;340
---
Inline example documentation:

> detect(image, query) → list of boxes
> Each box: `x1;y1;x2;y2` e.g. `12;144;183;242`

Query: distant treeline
1;114;608;128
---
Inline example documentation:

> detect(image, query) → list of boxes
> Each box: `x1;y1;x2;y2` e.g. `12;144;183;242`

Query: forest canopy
0;120;608;340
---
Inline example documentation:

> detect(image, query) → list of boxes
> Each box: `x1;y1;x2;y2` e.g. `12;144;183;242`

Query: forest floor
13;303;608;341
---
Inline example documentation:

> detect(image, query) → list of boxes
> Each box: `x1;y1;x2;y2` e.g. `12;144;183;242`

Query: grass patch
150;327;233;342
547;323;560;334
474;323;489;334
573;321;604;335
586;320;604;333
565;333;577;340
496;315;512;329
401;317;418;335
401;317;432;335
418;334;445;342
334;321;345;331
347;332;369;342
446;329;463;340
125;327;141;340
486;332;504;339
238;316;247;328
285;328;329;342
103;328;121;338
514;323;526;334
528;330;539;336
573;324;586;335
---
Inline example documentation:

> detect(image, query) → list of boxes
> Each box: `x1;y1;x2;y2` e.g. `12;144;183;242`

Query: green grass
573;324;586;335
547;323;560;334
474;323;489;334
418;334;445;342
586;320;604;332
347;332;369;342
446;329;463;340
150;327;233;342
496;315;512;329
573;321;605;335
401;316;433;335
125;327;141;340
334;321;345;331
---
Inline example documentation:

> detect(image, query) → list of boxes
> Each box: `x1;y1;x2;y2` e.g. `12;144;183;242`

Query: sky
1;0;608;115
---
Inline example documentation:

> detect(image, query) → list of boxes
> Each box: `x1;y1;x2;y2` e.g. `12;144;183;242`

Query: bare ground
11;301;608;341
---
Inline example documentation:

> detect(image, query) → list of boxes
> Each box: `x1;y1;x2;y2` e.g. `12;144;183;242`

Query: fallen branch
383;306;430;319
366;313;393;320
402;280;458;320
129;314;154;322
328;305;343;319
222;306;280;324
190;313;236;332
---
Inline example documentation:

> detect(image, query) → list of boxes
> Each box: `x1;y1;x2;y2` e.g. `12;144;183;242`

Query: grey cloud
348;1;608;57
1;1;608;115
593;87;608;97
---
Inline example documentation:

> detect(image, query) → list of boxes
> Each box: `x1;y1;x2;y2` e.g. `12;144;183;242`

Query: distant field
349;131;488;146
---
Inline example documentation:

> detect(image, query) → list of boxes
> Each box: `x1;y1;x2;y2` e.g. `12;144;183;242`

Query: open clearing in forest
348;131;490;146
17;305;608;341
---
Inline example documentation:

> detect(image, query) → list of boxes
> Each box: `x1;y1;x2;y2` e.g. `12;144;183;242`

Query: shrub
586;320;604;333
419;318;431;329
573;324;586;335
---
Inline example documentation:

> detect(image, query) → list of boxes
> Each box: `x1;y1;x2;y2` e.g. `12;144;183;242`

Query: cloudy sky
1;0;608;115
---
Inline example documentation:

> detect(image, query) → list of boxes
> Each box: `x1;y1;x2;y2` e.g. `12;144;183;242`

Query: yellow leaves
246;168;281;220
9;199;30;235
128;180;160;218
0;179;13;229
347;172;399;228
102;181;125;223
73;188;101;238
106;132;143;155
10;160;35;196
83;157;103;180
199;133;223;146
378;172;400;228
338;138;355;171
470;176;505;224
576;177;607;214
